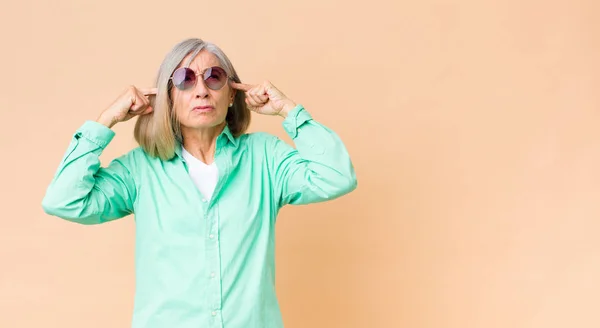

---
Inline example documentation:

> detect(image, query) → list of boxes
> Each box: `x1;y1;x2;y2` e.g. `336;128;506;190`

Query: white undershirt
181;147;219;201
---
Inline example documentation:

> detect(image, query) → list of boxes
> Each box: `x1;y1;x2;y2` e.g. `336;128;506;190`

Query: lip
192;105;215;112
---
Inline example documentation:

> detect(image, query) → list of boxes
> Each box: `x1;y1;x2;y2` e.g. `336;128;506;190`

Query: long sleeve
41;120;137;225
269;104;357;207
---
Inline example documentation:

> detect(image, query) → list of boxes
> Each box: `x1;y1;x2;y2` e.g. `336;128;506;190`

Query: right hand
97;86;157;128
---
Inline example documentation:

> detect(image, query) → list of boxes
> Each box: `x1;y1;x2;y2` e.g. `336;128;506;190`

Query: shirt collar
220;124;239;148
173;124;239;160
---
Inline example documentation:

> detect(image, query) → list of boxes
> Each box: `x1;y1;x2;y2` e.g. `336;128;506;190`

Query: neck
181;123;226;164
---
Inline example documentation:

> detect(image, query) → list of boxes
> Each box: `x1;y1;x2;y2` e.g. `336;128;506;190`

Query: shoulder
114;146;148;162
109;146;155;174
243;131;278;143
239;131;288;151
237;132;296;166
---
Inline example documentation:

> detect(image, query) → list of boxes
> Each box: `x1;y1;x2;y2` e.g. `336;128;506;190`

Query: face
170;50;234;132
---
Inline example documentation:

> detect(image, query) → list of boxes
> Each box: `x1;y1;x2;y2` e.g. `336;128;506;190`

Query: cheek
172;92;192;113
210;92;230;109
217;89;233;106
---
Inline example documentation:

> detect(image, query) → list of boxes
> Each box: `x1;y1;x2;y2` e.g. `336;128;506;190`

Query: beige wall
2;0;600;327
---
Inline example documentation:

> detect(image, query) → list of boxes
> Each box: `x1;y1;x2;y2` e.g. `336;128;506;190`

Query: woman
42;37;357;328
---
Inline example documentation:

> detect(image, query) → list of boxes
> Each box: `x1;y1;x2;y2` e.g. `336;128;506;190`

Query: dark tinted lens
172;67;196;90
203;67;227;90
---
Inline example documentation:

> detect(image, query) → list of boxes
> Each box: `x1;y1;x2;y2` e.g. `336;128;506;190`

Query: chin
182;116;226;130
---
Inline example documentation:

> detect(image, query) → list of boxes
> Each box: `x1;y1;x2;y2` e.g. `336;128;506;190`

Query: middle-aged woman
42;37;357;328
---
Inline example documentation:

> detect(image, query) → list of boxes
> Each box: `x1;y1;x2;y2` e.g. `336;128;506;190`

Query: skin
97;50;297;164
170;51;234;163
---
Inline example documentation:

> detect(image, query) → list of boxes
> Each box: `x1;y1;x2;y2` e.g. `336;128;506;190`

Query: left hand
230;80;297;117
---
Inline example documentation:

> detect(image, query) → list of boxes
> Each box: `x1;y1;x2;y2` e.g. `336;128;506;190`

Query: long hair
134;38;250;160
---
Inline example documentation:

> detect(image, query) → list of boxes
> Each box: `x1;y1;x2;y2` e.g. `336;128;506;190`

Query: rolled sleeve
282;105;313;139
75;120;116;149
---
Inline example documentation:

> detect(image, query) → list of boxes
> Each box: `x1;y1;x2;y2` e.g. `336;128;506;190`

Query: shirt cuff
282;104;312;138
75;120;116;149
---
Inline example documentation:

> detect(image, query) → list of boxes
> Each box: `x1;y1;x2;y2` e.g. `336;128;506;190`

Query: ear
228;90;235;108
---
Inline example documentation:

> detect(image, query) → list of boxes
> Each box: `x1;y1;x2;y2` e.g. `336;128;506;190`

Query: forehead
179;50;221;70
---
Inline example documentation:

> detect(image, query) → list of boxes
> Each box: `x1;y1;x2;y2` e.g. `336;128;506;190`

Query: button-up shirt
42;104;357;328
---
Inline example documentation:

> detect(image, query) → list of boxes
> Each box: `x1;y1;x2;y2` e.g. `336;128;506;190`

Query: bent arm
41;121;136;224
269;105;357;207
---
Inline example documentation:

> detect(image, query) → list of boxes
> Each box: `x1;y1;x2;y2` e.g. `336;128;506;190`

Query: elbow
349;175;358;192
327;173;357;199
41;197;57;217
41;192;101;225
340;159;358;195
340;174;358;196
326;163;358;199
340;161;358;193
41;191;64;217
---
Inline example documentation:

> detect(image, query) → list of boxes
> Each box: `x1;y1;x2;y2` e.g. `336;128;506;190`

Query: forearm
42;121;134;224
276;99;298;119
275;105;357;205
96;113;118;129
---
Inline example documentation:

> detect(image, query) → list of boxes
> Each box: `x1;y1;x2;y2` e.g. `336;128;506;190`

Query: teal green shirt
42;105;357;328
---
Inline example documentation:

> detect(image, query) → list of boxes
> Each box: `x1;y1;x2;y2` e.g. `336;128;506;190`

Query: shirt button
211;311;217;316
210;272;216;278
202;198;208;203
209;234;214;239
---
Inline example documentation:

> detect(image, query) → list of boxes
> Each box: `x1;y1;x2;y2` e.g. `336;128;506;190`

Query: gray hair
134;38;250;160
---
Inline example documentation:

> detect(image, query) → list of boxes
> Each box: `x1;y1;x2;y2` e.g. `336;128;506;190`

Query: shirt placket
205;201;223;327
206;138;229;328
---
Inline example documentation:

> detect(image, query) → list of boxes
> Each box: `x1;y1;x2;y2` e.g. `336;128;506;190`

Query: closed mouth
193;106;214;111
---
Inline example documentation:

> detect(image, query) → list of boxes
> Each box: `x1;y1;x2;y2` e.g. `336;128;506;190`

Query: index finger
229;82;254;92
139;87;158;96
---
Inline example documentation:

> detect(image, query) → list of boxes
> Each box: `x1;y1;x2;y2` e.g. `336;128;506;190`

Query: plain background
1;0;600;327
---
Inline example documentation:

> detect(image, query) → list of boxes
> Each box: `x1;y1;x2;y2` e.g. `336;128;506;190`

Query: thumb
141;106;153;115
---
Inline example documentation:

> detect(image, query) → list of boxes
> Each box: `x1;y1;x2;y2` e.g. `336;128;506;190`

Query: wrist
97;113;116;129
278;100;297;118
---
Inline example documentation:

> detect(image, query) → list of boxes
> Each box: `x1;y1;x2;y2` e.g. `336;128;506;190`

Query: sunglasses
170;66;232;91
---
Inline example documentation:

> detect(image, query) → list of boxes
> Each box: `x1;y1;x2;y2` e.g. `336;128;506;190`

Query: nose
193;78;209;99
